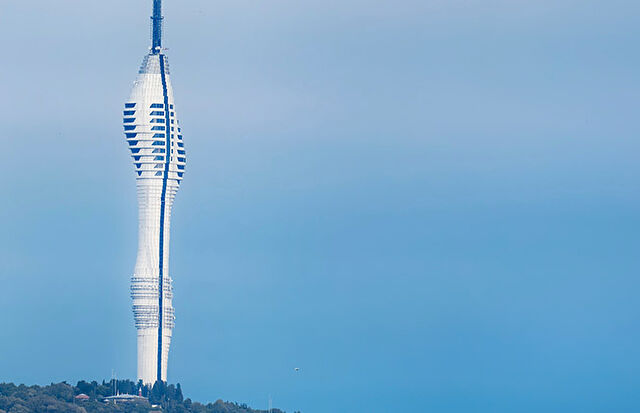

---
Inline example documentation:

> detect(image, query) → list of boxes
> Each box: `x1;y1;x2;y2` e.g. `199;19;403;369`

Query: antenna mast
151;0;163;53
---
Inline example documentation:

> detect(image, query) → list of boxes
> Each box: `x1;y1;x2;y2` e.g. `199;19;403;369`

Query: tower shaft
124;0;186;384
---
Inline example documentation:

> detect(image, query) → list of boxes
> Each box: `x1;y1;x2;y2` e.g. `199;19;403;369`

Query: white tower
123;0;186;384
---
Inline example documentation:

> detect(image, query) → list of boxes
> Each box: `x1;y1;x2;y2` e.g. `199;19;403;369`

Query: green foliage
0;381;290;413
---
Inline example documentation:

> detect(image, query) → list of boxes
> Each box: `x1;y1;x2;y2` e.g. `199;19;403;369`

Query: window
133;156;141;161
170;112;175;116
125;103;136;108
177;172;184;178
152;126;165;131
155;164;163;169
151;119;164;124
150;111;165;116
177;142;184;148
178;128;181;132
171;120;174;124
155;172;163;176
153;148;165;154
128;140;138;146
150;103;164;108
124;125;136;131
126;133;137;139
152;133;165;138
177;157;186;162
170;104;174;109
154;156;164;161
177;135;183;139
123;110;135;116
135;163;142;168
177;165;185;170
137;171;142;176
131;148;141;154
123;118;135;123
177;150;185;155
152;141;164;146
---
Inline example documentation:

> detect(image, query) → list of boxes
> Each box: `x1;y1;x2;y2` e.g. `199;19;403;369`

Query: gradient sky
1;1;640;412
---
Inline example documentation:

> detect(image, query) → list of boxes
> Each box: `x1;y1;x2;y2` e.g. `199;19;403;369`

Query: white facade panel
124;52;186;384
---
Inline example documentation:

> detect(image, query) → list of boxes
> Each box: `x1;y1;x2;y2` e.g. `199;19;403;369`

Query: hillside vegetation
0;381;292;413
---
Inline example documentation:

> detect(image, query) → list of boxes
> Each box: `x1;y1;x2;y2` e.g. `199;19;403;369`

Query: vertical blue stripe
157;53;171;382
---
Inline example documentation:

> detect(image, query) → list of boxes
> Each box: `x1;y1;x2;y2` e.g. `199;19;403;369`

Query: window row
125;103;175;109
132;170;184;179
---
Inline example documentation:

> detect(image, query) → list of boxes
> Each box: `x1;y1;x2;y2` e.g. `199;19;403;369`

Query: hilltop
0;381;294;413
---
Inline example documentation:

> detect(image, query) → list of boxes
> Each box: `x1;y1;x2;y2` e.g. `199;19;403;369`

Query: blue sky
1;1;640;412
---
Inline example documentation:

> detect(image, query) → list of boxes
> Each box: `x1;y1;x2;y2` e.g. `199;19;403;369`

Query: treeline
0;381;291;413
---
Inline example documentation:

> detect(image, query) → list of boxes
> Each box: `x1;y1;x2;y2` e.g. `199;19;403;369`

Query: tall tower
123;0;186;384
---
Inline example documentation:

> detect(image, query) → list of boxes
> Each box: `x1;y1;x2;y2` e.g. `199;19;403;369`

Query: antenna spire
151;0;163;53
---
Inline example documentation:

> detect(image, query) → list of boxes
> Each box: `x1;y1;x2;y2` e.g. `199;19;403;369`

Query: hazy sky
1;1;640;412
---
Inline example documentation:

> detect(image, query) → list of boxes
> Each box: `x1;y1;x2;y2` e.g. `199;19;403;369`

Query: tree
76;380;95;398
44;383;75;402
0;380;284;413
150;380;167;405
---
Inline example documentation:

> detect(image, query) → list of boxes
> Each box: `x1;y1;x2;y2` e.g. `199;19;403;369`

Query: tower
123;0;186;384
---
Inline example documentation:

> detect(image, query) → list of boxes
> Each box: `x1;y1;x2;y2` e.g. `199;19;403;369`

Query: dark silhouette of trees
0;380;290;413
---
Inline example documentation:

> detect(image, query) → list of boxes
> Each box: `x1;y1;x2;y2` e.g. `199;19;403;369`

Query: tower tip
151;0;163;53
